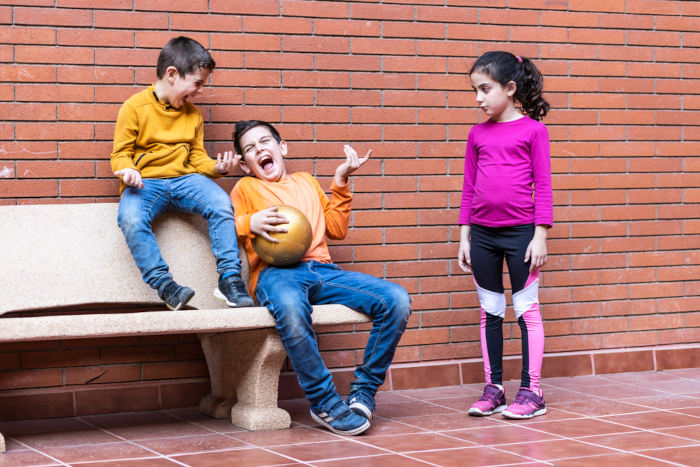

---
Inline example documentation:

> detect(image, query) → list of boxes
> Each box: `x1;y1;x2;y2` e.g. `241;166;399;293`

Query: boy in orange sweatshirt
111;36;253;311
230;120;411;436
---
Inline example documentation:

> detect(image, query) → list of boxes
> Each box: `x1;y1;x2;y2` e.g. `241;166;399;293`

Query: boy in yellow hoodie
111;36;253;311
230;120;411;436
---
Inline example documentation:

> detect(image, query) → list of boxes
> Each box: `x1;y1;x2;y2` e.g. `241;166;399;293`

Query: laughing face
238;125;288;182
165;67;209;109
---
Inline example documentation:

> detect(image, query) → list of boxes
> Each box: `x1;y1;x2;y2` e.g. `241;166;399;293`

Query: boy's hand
250;206;289;243
215;151;239;174
334;145;372;187
114;168;143;189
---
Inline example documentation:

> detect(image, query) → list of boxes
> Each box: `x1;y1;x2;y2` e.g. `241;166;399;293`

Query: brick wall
1;1;698;418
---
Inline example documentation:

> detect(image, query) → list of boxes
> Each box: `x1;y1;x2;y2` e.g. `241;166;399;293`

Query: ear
279;140;288;156
239;158;251;175
505;80;517;97
165;66;179;85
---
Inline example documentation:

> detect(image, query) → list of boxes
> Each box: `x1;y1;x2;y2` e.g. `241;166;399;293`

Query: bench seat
0;203;369;453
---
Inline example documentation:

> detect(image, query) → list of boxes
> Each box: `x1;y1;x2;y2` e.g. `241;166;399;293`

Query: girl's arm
458;224;472;273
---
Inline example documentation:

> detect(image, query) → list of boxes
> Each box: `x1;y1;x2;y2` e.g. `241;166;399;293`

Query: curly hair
469;51;550;121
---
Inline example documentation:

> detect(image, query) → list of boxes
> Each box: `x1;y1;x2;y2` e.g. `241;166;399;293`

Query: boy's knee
117;210;148;235
385;283;411;322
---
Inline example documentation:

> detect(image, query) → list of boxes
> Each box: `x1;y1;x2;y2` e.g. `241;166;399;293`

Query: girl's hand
525;225;548;272
335;145;372;187
458;240;472;273
250;206;289;243
215;151;238;174
458;224;472;273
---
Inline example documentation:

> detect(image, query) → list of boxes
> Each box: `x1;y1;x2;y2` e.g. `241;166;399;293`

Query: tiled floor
2;368;699;466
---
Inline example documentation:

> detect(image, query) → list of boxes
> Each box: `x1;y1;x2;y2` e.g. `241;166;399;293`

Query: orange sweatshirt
110;85;220;194
230;172;352;298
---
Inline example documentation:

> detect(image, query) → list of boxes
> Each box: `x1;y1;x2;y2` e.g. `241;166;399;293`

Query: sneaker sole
349;402;373;421
166;289;195;311
502;407;547;419
309;409;370;436
468;404;506;416
213;287;255;308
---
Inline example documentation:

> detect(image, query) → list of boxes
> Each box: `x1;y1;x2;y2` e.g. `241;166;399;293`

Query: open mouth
258;154;274;171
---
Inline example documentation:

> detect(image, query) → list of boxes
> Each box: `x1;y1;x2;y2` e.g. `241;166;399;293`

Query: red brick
14;7;92;26
246;52;313;70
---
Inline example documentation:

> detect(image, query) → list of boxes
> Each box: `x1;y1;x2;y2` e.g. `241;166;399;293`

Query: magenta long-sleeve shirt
459;116;553;228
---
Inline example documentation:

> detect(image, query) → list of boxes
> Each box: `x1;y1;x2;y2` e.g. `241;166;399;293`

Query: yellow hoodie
110;85;220;194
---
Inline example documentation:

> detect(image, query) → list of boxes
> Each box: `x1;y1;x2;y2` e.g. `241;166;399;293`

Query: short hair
233;120;282;155
156;36;216;79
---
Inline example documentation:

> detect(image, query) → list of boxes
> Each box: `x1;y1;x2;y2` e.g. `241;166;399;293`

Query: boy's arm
231;180;256;239
187;114;220;178
110;102;139;173
313;174;352;240
317;145;370;239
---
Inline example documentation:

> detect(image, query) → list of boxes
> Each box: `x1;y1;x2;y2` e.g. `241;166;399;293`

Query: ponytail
469;51;550;121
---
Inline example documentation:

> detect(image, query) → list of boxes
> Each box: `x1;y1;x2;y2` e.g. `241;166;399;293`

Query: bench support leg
0;432;4;452
198;329;291;431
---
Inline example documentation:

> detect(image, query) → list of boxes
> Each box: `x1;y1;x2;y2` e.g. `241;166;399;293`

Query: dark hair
156;36;216;79
469;51;550;121
233;120;282;155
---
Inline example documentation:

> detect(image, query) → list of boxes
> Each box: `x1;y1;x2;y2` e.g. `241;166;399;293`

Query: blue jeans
256;261;411;409
117;174;242;289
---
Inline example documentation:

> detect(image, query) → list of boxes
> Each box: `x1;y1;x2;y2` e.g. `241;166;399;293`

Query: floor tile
551;452;674;466
82;411;212;441
637;445;700;465
393;411;501;431
580;430;693;451
374;400;459;419
229;426;338;447
656;423;700;441
408;445;533;466
447;424;560;445
137;433;250;455
550;398;652;416
622;394;700;410
360;432;475;452
39;442;158;463
357;417;429;437
312;453;433;466
174;447;297;466
521;418;635;437
600;410;700;430
12;428;123;449
268;439;387;462
0;449;61;466
497;438;617;461
73;459;179;466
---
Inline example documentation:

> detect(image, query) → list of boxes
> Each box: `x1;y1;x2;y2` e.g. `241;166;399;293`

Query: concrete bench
0;203;369;453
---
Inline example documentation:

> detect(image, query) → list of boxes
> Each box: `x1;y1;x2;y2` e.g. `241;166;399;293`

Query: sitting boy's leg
310;263;411;419
118;180;194;310
170;174;253;307
118;180;172;288
256;263;369;435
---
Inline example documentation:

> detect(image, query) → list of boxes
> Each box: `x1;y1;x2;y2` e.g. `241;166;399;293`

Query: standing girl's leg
502;224;547;419
468;224;508;416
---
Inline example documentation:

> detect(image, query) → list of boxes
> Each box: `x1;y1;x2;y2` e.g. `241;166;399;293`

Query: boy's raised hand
335;145;372;187
215;150;240;174
114;168;143;189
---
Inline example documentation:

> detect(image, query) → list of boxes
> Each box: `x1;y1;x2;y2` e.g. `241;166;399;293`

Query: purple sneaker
502;388;546;419
468;384;507;416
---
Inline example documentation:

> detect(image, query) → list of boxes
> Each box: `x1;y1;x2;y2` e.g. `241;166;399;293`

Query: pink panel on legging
521;302;544;392
479;308;492;384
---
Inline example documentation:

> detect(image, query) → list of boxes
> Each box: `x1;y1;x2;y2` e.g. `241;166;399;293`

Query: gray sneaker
214;275;255;307
157;280;195;311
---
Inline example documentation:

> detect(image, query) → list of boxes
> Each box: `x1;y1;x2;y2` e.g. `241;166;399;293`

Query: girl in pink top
458;51;552;419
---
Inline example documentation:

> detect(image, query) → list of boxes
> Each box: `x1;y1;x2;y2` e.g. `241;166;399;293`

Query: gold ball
252;205;313;267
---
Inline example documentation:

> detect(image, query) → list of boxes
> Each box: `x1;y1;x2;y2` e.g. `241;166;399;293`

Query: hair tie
515;55;522;63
